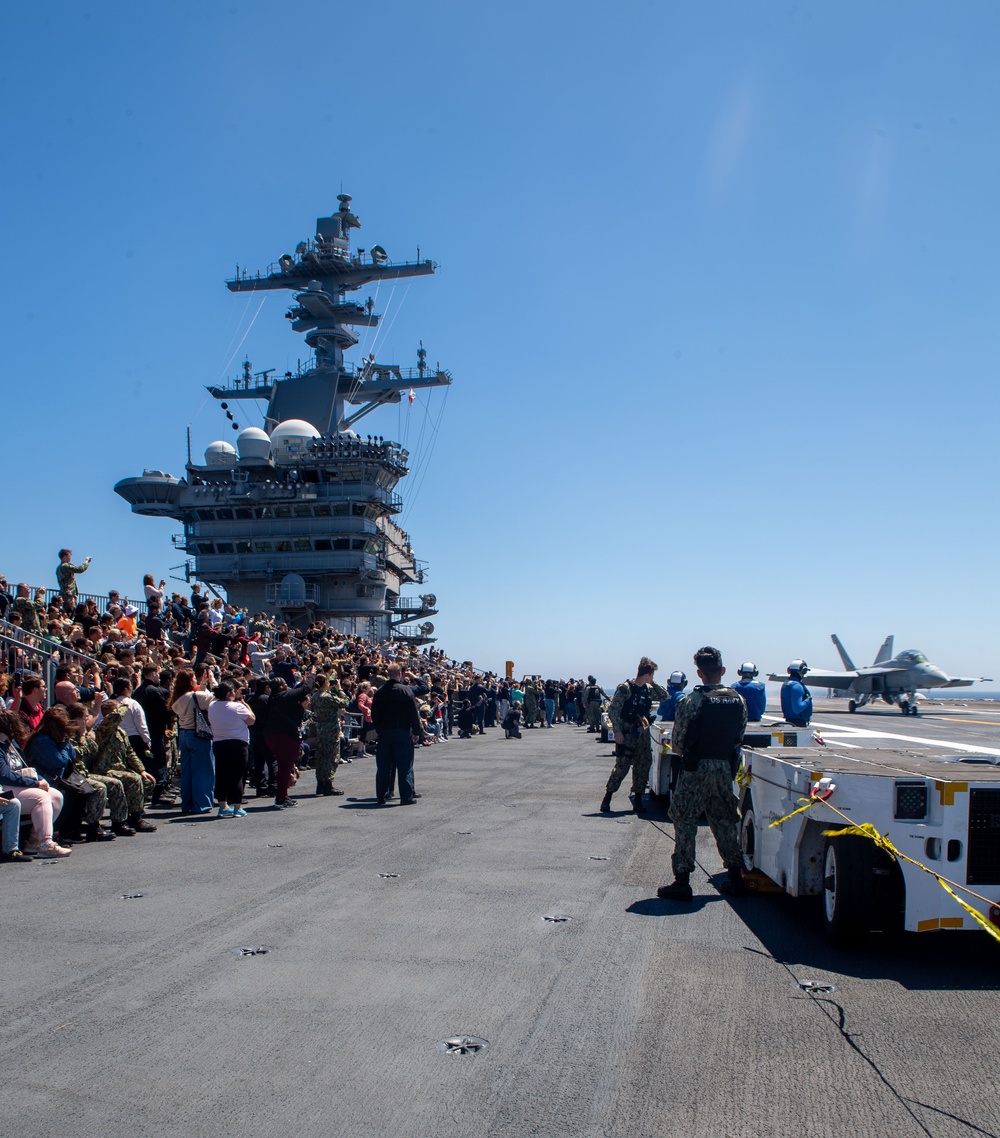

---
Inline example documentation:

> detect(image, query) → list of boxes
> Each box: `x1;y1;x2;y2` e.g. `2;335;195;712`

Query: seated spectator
0;790;29;861
0;708;69;857
26;705;112;843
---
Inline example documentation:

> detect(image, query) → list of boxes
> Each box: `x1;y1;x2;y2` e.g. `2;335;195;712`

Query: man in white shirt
112;677;152;762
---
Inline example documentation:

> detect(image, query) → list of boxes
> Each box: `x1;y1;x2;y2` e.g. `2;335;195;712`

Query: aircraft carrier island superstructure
115;196;451;641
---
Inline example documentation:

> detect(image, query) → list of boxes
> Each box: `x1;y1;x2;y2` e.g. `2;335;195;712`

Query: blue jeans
1;797;21;853
179;729;215;813
375;728;416;804
544;698;555;726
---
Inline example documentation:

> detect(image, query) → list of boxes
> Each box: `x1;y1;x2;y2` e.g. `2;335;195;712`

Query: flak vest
680;687;746;773
619;682;653;733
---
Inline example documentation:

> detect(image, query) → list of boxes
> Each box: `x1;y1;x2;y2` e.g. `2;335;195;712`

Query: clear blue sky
2;1;997;684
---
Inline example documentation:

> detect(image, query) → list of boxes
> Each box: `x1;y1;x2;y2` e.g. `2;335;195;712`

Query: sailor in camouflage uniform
584;676;604;732
92;702;157;834
79;745;131;832
55;549;91;606
600;658;668;815
658;647;747;901
310;674;349;796
11;584;45;634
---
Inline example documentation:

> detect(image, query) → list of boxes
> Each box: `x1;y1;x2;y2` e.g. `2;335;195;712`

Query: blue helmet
668;670;687;689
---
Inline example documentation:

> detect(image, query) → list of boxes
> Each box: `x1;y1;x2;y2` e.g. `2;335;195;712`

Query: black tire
822;833;876;944
848;700;857;713
739;798;758;874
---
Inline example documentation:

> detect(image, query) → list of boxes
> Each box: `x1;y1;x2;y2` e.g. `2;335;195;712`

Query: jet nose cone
926;667;948;683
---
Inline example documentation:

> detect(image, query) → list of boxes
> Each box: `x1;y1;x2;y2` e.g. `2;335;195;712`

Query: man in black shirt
134;665;174;805
370;663;424;805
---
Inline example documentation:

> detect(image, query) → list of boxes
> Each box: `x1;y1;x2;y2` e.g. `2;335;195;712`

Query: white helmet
668;670;687;689
738;662;758;679
787;659;809;677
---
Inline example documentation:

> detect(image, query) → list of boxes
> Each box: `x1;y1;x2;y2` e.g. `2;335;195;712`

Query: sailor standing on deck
600;658;668;815
657;646;747;901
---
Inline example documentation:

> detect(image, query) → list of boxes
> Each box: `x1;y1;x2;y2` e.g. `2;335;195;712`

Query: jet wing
767;669;857;690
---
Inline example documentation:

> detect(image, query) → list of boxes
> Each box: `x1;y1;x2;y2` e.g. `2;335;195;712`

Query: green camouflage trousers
87;770;145;818
79;780;108;826
586;702;602;730
314;724;342;786
86;773;126;822
668;758;741;875
605;730;651;796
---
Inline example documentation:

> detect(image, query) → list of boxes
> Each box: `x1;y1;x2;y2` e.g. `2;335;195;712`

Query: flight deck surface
3;697;998;1138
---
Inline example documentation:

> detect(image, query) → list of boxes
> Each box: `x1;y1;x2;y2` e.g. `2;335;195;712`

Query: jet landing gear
847;695;871;713
897;694;919;716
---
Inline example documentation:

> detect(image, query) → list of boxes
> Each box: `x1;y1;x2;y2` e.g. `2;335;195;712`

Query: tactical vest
619;681;653;731
681;687;745;769
586;685;602;704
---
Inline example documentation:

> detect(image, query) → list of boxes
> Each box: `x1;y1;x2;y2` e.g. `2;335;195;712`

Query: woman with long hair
0;708;69;857
168;668;215;815
26;705;112;843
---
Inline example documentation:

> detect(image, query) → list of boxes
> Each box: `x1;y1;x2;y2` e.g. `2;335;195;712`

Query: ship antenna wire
189;295;268;430
214;294;253;383
400;384;450;525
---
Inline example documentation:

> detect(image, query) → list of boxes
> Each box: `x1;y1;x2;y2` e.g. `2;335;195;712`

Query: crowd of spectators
0;557;601;864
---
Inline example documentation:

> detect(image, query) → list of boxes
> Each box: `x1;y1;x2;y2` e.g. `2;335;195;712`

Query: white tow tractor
648;720;1000;942
737;731;1000;942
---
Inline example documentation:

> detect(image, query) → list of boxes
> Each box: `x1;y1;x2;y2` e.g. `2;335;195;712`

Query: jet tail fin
831;634;856;671
873;635;894;666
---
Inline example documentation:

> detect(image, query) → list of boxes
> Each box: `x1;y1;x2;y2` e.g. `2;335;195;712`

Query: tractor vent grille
894;781;928;821
967;788;1000;886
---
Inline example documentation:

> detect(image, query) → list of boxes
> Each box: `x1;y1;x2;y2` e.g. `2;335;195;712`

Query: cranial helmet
668;670;687;689
738;662;759;679
787;660;809;677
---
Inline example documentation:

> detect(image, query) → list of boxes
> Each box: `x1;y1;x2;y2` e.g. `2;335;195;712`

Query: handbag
193;694;213;740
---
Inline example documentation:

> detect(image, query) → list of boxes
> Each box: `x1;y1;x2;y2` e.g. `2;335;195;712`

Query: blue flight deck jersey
732;679;766;722
656;689;686;721
780;678;813;726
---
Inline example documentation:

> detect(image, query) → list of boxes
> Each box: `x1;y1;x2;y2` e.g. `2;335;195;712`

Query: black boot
316;778;329;796
130;813;157;833
600;792;612;814
85;822;116;842
112;819;136;836
718;866;746;897
632;794;647;815
657;873;693;901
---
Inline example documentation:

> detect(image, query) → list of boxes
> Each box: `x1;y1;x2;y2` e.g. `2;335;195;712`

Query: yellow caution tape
768;796;819;828
735;763;751;789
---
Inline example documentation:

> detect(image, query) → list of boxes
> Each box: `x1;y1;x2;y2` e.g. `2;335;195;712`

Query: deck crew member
732;662;766;722
657;646;747;901
584;677;603;733
656;670;688;721
780;660;813;727
600;657;668;815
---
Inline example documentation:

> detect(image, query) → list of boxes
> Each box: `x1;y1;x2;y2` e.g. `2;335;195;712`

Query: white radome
236;426;272;461
204;440;238;467
270;419;321;462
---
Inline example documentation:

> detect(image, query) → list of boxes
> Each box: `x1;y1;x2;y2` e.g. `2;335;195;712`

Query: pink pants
13;786;63;843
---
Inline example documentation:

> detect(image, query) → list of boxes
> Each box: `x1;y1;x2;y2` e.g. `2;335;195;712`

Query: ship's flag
408;389;415;405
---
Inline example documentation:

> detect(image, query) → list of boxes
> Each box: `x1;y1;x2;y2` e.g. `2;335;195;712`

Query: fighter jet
768;635;992;717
